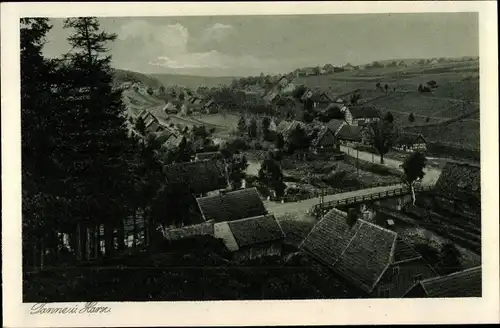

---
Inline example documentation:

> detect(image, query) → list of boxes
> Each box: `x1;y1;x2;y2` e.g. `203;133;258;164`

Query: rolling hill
293;59;480;149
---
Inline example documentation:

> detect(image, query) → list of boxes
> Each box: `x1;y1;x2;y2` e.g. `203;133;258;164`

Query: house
309;91;332;109
163;222;216;242
394;133;427;152
163;100;182;114
303;67;319;76
204;99;218;114
138;110;165;134
161;134;185;151
343;63;357;71
433;162;481;219
294;68;306;78
336;124;364;146
214;214;285;261
404;266;481;298
162;160;227;197
195;151;223;162
310;126;340;154
326;119;347;136
321;64;335;75
300;89;314;102
428;58;439;65
196;187;267;223
272;95;302;118
300;208;438;298
344;105;381;126
276;120;307;138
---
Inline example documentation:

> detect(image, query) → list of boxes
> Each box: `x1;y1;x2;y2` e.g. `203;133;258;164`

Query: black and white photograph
2;1;499;326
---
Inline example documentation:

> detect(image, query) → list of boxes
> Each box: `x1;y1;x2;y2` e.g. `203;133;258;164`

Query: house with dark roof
214;214;285;261
204;99;218;114
326;119;347;136
272;95;302;118
138;110;164;134
300;209;437;298
404;266;481;298
336;124;364;146
196;187;267;223
276;120;307;138
394;133;427;152
321;64;336;75
309;91;332;109
310;126;340;154
433;162;481;219
344;106;381;126
162;160;227;197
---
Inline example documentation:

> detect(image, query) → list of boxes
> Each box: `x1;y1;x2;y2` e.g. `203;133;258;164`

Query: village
19;16;483;302
25;58;479;301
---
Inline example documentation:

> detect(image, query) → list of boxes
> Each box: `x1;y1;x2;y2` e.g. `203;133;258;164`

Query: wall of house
344;110;353;125
371;258;437;298
233;242;283;261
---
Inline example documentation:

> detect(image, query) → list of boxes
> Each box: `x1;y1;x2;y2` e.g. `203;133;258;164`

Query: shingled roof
349;106;380;119
434;162;481;204
311;126;335;147
197;187;267;223
162;160;227;195
326;119;346;135
337;124;363;142
163;222;215;241
300;209;398;293
195;151;223;161
411;266;482;297
227;214;285;248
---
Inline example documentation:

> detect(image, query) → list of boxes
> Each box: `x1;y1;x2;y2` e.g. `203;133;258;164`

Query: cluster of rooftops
159;156;481;298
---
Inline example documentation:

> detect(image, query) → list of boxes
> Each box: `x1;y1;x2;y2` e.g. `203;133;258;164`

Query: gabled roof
417;266;482;297
162;134;185;150
434;162;481;204
311;126;335;147
276;120;306;136
162;160;227;194
337;124;363;142
197;187;267;223
396;132;427;146
349;106;381;119
227;214;284;248
301;209;398;293
310;91;332;103
326;119;346;135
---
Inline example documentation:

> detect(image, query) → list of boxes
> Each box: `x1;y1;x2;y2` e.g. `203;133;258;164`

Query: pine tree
60;17;140;258
21;18;59;269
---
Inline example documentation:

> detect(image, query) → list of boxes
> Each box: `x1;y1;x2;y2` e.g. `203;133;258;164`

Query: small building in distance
310;125;340;155
204;99;219;114
196;187;267;223
300;208;438;298
394;132;428;152
321;64;336;75
404;266;481;298
344;105;381;126
214;214;285;261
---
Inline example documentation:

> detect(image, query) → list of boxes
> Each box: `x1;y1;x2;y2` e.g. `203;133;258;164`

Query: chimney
347;208;358;227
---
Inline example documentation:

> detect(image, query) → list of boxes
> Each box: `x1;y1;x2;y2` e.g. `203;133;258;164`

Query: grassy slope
149;73;234;89
295;60;480;149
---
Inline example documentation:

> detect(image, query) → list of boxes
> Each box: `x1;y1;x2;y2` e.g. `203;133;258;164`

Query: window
392;266;400;275
413;273;423;284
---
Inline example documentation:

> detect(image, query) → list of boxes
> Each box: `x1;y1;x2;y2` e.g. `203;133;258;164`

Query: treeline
20;18;200;270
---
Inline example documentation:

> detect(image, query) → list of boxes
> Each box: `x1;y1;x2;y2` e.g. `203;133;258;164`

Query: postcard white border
2;1;499;326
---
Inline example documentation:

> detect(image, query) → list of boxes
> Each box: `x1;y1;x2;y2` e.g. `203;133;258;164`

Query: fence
311;185;433;214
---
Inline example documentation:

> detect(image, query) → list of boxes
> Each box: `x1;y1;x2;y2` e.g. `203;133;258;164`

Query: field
295;60;480;150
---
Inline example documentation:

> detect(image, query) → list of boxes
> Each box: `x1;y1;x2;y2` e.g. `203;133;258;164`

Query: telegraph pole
356;148;359;176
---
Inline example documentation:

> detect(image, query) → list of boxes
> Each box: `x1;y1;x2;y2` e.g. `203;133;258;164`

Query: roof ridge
332;221;364;267
359;219;398;237
422;266;481;284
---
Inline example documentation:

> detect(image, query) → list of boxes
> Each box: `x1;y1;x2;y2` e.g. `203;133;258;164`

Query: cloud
200;23;235;43
118;20;268;72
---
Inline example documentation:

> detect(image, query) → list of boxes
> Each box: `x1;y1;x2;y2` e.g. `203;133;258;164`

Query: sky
42;13;479;77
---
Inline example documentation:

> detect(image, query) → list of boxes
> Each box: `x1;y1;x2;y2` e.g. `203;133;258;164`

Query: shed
214;214;285;261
